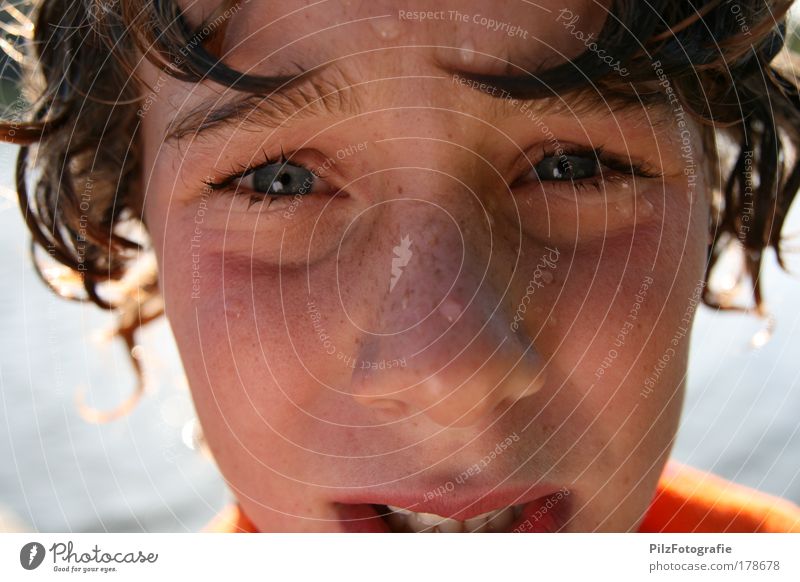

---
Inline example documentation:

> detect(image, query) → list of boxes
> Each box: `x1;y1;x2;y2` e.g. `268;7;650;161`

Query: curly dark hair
0;0;798;418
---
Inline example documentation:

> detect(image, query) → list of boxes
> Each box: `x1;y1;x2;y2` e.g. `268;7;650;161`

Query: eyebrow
164;64;669;145
165;64;348;143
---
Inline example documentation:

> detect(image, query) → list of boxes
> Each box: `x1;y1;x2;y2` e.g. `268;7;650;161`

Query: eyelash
202;148;299;207
521;144;662;193
202;144;663;204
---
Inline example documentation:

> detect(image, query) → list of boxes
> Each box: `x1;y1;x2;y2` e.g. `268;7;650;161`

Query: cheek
157;224;376;453
525;182;707;443
511;184;706;528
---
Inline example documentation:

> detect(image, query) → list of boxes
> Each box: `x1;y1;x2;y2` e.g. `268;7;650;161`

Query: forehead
179;0;611;76
143;0;681;163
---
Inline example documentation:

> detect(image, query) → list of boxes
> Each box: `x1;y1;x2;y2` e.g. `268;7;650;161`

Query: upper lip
336;482;564;522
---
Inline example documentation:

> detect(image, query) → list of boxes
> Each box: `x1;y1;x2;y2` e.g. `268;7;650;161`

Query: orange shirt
203;460;800;533
638;460;800;532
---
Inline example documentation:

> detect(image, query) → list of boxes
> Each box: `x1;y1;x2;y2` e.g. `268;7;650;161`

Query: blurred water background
1;53;800;532
0;69;230;530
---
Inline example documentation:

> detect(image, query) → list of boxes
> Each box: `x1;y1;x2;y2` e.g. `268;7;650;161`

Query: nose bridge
348;185;545;428
386;193;476;317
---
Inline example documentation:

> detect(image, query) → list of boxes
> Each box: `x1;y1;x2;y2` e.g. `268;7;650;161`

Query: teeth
384;506;409;532
435;518;463;533
486;506;515;532
415;512;444;527
381;504;521;533
408;512;440;532
464;511;491;532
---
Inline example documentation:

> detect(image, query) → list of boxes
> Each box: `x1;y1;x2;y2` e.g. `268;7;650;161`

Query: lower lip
335;490;571;533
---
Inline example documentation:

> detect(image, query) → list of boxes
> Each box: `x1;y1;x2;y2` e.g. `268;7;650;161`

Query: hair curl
0;0;799;418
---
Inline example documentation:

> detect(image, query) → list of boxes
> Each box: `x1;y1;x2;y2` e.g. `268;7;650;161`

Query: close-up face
140;0;709;532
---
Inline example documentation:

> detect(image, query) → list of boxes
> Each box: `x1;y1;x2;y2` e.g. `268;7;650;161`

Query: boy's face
141;0;708;531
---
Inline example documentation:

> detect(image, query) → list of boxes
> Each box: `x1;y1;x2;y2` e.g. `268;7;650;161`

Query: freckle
398;186;403;194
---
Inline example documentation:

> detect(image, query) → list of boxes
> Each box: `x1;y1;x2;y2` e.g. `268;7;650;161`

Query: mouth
375;503;524;532
335;488;570;533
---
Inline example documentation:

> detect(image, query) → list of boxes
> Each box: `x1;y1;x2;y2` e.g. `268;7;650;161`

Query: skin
139;0;709;531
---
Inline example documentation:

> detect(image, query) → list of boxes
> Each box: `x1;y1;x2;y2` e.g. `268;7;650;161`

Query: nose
348;195;546;428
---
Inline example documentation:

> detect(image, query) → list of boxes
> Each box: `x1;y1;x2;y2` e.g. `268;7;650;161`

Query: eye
240;161;329;196
531;154;600;182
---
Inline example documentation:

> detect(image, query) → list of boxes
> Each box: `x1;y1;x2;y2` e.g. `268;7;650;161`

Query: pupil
250;163;315;195
279;173;291;186
557;158;572;178
534;155;598;181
